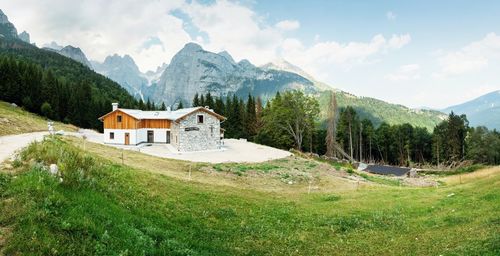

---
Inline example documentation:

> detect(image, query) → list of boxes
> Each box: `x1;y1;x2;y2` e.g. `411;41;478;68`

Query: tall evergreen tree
193;93;200;107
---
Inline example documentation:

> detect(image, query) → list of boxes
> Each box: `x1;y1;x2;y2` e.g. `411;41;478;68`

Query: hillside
0;136;498;255
0;36;139;130
0;101;76;136
318;91;447;130
444;90;500;130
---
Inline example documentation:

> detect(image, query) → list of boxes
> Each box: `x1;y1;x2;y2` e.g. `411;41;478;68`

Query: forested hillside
318;91;446;131
0;37;139;130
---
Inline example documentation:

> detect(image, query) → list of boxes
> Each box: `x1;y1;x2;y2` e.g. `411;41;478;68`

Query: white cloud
2;0;412;81
386;11;396;21
280;34;411;79
181;0;284;65
437;32;500;76
275;20;300;31
385;64;420;81
2;0;190;72
388;34;411;49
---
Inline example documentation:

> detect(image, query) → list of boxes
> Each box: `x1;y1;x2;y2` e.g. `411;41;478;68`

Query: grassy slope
0;101;77;136
1;137;499;255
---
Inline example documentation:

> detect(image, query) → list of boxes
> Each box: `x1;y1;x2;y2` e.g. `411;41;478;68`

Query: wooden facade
101;110;172;129
102;110;139;129
138;119;171;129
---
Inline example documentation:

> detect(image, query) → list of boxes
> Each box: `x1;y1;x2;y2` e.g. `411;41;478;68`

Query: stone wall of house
175;110;221;152
171;122;180;149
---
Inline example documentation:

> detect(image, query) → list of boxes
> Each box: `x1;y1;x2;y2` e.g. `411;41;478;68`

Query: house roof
98;107;225;121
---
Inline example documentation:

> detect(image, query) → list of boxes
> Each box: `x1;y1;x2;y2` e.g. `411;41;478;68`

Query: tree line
195;91;500;166
0;56;142;130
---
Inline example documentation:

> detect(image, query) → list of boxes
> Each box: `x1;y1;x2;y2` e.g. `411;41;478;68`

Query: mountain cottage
99;103;225;151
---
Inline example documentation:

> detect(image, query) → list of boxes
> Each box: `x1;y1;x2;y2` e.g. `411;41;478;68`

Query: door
166;131;171;144
147;130;154;143
124;133;130;145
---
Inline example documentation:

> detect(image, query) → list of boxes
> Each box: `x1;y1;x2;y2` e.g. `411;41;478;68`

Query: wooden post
121;149;124;165
189;165;192;181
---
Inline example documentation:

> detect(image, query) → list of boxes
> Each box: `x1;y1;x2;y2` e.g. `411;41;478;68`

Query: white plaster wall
104;129;138;145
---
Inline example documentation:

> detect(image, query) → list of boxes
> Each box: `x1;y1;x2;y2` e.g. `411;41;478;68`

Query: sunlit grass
0;137;499;255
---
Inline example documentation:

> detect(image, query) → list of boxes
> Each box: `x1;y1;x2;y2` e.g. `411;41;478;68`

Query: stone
49;164;59;176
171;110;221;152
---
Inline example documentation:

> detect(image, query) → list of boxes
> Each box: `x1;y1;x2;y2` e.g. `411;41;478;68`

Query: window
110;132;114;139
117;115;122;123
210;125;214;137
197;114;204;124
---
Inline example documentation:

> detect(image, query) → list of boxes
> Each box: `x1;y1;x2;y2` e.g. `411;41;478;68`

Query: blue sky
3;0;500;108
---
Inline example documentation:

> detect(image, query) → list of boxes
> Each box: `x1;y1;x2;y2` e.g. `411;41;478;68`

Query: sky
2;0;500;109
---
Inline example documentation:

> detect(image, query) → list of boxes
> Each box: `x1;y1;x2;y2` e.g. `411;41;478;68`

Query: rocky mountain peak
180;42;203;53
0;9;19;39
237;59;255;69
43;41;64;51
103;54;139;71
218;50;236;64
146;44;317;106
19;31;30;43
58;45;92;68
0;9;9;24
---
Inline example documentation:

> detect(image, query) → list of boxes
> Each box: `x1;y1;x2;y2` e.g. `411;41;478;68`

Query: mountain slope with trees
443;90;500;130
0;36;140;130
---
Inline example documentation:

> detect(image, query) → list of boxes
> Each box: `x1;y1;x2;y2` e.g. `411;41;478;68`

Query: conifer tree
160;102;166;110
193;93;200;107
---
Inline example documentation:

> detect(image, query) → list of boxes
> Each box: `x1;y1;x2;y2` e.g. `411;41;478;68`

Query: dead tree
325;92;338;157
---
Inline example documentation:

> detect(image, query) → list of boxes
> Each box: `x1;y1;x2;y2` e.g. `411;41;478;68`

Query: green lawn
0;101;77;136
0;137;499;255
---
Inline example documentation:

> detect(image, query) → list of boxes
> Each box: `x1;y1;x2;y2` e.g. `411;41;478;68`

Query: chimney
167;106;171;112
112;103;119;111
205;106;209;109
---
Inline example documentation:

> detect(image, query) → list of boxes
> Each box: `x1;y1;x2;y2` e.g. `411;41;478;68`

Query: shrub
322;194;341;202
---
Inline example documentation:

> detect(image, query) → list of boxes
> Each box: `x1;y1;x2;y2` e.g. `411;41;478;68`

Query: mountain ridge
443;90;500;130
90;42;446;130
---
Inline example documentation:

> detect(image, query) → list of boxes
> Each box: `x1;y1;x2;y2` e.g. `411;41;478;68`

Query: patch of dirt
400;177;439;187
0;226;12;254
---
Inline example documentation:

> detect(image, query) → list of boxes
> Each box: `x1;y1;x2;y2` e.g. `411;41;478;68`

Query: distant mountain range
0;8;448;130
443;90;500;130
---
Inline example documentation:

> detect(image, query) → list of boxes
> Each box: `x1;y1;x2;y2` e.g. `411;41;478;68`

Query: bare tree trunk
437;141;440;167
349;120;353;160
359;122;363;162
325;92;337;157
369;136;372;163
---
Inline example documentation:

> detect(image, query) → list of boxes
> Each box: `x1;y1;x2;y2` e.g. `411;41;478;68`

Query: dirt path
0;132;48;163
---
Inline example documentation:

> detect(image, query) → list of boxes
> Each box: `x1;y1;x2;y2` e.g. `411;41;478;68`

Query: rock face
43;43;92;68
0;9;19;39
43;41;64;51
18;31;30;43
261;59;332;91
92;54;148;99
149;43;317;106
57;45;92;68
143;63;168;85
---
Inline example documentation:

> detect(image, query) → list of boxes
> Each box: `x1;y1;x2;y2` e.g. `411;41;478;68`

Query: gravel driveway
0;132;48;163
1;130;292;164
